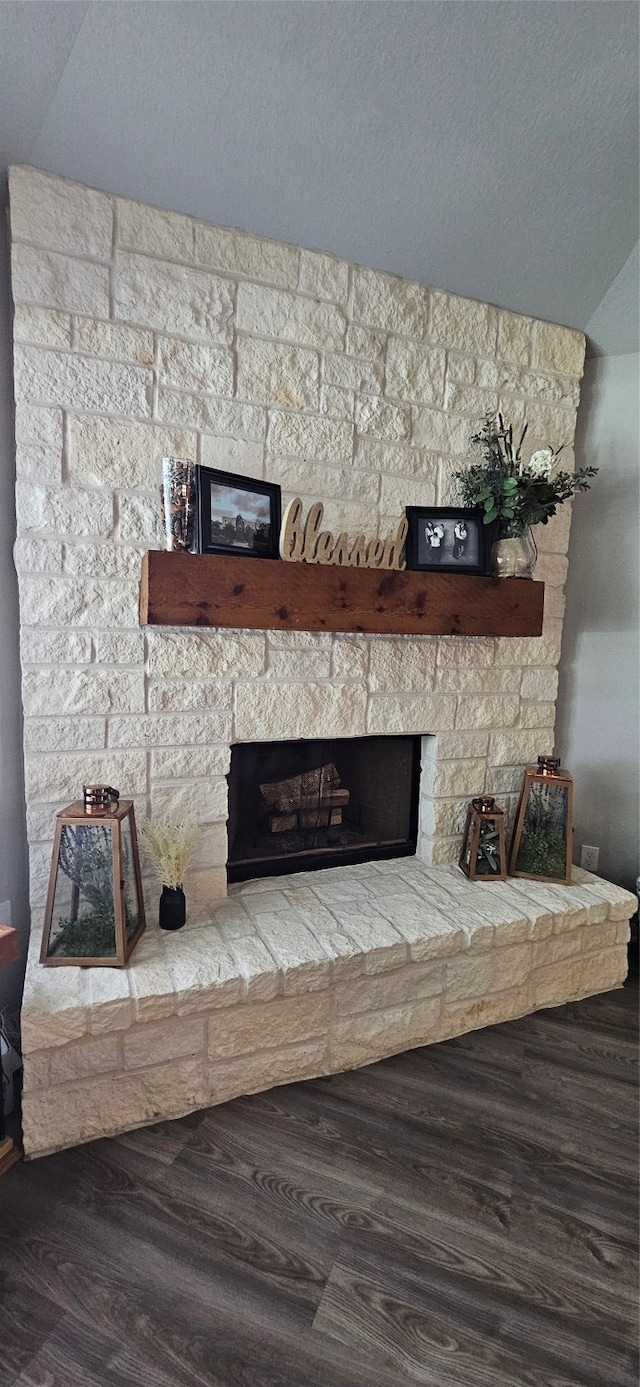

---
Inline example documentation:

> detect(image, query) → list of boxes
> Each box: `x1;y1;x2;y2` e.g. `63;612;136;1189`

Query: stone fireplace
9;166;635;1157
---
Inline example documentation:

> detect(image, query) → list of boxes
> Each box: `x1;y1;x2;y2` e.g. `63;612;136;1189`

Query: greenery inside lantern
41;790;145;967
509;757;574;884
459;796;507;880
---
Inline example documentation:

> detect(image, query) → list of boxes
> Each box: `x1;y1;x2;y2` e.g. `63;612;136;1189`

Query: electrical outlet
580;844;599;872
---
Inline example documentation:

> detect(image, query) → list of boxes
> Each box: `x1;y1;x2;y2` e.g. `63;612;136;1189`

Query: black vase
159;885;186;931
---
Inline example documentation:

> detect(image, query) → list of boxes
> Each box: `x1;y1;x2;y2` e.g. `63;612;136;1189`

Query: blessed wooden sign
280;498;407;570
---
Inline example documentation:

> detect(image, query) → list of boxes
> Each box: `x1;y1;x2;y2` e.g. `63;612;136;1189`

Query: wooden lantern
459;796;507;880
509;755;574;885
41;788;145;967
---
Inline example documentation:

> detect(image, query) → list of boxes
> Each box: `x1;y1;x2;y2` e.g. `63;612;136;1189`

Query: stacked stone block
10;166;586;921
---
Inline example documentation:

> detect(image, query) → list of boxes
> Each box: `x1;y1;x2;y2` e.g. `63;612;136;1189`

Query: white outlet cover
580;846;599;871
0;901;10;926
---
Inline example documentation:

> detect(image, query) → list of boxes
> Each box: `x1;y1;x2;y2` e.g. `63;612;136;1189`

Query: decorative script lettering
280;499;407;570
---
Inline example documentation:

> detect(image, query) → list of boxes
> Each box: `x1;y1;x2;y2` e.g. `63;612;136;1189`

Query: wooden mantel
140;552;544;637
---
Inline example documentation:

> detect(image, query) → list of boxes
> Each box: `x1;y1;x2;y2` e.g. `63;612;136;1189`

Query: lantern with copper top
459;796;507;880
509;756;574;885
40;787;145;967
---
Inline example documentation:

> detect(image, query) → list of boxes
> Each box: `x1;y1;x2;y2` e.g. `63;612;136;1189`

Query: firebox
227;736;421;881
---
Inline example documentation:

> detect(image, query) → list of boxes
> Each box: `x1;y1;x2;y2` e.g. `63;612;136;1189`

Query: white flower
526;449;554;479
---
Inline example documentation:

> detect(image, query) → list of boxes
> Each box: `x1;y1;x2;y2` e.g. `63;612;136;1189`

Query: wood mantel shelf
140;552;544;637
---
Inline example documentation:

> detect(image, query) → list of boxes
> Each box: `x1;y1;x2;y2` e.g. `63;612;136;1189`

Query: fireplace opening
227;735;421;882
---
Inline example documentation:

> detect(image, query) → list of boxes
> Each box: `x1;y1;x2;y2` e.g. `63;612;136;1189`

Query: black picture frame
196;467;282;559
405;507;491;575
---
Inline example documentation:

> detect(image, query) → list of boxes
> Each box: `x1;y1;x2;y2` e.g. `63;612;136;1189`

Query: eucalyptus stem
455;413;597;529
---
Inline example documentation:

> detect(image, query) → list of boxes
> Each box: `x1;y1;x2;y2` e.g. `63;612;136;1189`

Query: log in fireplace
227;736;421;881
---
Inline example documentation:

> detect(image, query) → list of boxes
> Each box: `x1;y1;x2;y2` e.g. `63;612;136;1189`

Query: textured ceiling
1;1;638;339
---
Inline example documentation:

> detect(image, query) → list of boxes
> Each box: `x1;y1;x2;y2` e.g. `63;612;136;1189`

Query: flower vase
491;523;537;579
159;885;186;931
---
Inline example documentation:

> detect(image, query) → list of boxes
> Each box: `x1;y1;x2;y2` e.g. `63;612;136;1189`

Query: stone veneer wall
9;167;586;929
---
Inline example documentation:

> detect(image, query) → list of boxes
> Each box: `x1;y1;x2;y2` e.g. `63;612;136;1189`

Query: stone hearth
21;862;634;1157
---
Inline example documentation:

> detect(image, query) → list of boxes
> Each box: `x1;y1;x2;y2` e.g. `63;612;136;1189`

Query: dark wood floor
1;984;638;1387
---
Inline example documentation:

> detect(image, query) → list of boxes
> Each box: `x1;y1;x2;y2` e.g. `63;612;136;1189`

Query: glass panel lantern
509;756;574;885
40;788;146;967
459;796;507;880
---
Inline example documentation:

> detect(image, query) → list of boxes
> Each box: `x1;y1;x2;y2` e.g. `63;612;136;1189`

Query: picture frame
196;467;282;559
405;507;492;575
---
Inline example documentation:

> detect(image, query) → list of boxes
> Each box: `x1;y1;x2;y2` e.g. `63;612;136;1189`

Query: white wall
556;352;639;891
585;243;639;357
0;217;29;1011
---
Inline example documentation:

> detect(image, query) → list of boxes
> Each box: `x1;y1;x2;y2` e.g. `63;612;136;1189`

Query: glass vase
491;522;537;579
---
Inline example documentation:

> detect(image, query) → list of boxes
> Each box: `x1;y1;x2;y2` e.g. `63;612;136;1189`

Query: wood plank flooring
1;983;637;1387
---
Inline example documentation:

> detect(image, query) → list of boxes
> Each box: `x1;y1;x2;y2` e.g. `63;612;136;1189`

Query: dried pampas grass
138;815;196;889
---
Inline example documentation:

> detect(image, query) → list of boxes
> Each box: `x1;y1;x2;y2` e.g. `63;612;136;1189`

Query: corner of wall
0;212;29;1012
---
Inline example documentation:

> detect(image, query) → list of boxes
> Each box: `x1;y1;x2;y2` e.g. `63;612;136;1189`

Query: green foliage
456;413;597;530
56;902;117;958
516;827;567;878
515;780;568;878
58;825;114;911
475;823;501;874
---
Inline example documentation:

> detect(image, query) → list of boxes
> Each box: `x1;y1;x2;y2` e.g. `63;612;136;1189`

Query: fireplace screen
227;736;420;881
